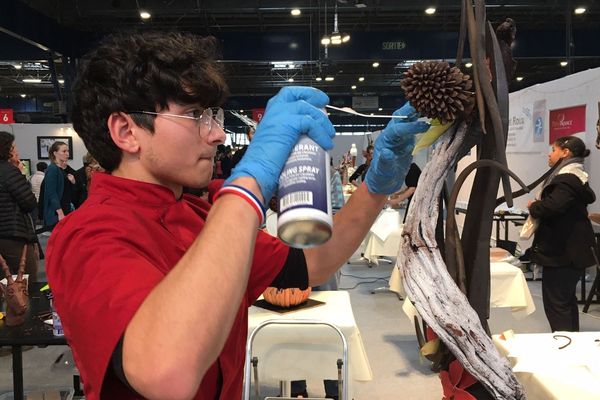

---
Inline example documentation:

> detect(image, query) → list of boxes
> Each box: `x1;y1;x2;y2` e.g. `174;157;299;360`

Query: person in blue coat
42;141;76;229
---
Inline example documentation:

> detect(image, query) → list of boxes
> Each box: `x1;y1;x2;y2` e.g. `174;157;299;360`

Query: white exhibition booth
456;67;600;249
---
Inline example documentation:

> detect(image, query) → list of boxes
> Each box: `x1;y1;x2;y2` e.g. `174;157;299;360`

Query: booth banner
506;92;547;153
0;109;14;124
549;105;586;144
251;108;265;123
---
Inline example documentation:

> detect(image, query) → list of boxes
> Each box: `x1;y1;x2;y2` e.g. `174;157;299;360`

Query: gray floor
2;237;600;399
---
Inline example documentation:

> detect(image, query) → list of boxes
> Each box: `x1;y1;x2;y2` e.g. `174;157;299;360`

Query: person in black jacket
528;135;596;332
0;131;39;281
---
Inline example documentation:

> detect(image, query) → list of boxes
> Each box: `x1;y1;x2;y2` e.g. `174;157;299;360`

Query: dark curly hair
0;131;15;161
554;135;590;158
71;31;229;172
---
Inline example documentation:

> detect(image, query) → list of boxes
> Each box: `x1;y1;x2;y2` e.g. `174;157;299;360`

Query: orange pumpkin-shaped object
263;287;312;308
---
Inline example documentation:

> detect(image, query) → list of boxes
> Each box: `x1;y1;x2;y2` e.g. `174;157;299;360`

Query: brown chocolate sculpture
0;246;29;326
397;2;527;398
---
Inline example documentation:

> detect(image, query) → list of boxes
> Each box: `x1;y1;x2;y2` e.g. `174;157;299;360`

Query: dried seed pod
401;61;475;124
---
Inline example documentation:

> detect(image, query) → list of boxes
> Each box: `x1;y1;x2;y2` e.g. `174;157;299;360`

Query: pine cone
400;61;475;124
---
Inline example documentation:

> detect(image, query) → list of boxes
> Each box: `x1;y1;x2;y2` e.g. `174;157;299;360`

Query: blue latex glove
364;103;430;194
227;86;335;202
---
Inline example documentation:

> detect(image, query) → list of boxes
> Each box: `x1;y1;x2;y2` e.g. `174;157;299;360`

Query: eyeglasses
129;107;225;132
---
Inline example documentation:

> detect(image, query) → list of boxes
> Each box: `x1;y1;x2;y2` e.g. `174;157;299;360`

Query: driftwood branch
399;122;525;400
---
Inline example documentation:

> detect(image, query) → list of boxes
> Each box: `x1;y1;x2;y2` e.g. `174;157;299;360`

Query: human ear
107;112;141;154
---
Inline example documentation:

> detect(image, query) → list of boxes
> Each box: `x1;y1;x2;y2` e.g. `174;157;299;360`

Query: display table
363;208;403;264
488;262;536;318
247;291;372;395
493;332;600;400
456;206;528;242
390;261;535;318
0;282;68;400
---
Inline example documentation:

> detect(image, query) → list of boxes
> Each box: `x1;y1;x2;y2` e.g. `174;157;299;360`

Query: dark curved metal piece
464;0;485;128
445;160;529;294
456;0;467;67
495;163;559;206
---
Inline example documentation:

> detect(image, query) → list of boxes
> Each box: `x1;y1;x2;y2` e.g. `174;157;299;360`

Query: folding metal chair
243;319;349;400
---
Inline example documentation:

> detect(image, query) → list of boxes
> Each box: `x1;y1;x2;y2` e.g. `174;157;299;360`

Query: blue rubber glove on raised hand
364;102;429;194
227;86;336;202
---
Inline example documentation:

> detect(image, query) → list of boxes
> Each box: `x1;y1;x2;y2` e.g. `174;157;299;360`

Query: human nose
209;123;226;145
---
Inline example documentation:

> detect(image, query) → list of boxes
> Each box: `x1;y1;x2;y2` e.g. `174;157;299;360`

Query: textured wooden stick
0;254;14;284
399;122;525;400
17;245;27;280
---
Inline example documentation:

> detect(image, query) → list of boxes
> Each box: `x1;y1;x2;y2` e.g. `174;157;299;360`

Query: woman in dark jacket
0;131;39;281
528;135;596;332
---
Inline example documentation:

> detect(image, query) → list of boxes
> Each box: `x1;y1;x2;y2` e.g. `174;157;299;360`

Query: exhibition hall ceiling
1;0;600;105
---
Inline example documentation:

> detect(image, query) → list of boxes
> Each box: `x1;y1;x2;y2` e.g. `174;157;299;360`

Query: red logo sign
252;108;265;123
0;109;14;124
549;105;586;144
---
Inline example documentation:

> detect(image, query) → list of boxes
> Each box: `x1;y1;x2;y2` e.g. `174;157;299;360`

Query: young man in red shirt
46;31;428;399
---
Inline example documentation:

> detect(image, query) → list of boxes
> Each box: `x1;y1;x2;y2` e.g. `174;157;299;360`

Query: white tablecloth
390;261;535;318
363;209;403;263
488;262;536;318
493;332;600;400
247;291;372;394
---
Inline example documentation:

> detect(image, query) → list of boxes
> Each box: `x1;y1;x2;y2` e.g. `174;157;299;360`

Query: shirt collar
90;172;180;207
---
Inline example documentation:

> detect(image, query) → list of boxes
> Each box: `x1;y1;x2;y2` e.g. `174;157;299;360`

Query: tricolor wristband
214;185;267;227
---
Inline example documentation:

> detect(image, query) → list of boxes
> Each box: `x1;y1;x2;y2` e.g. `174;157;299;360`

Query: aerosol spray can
277;136;332;248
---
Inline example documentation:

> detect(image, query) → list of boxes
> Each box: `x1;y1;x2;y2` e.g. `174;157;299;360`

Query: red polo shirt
47;173;290;399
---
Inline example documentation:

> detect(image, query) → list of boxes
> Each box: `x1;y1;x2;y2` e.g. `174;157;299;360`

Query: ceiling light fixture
322;1;350;46
288;78;294;82
58;79;65;84
372;62;380;68
574;7;586;14
516;76;524;81
465;62;473;68
351;85;357;89
325;76;335;81
358;77;365;81
13;64;22;70
425;7;436;15
22;78;42;83
139;10;151;19
291;8;301;16
560;61;568;67
20;94;26;98
378;108;383;111
316;77;323;81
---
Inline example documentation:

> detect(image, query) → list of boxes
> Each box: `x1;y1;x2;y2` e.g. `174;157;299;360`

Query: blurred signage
252;108;265;123
382;41;406;51
549;105;586;144
0;109;14;124
352;96;379;110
